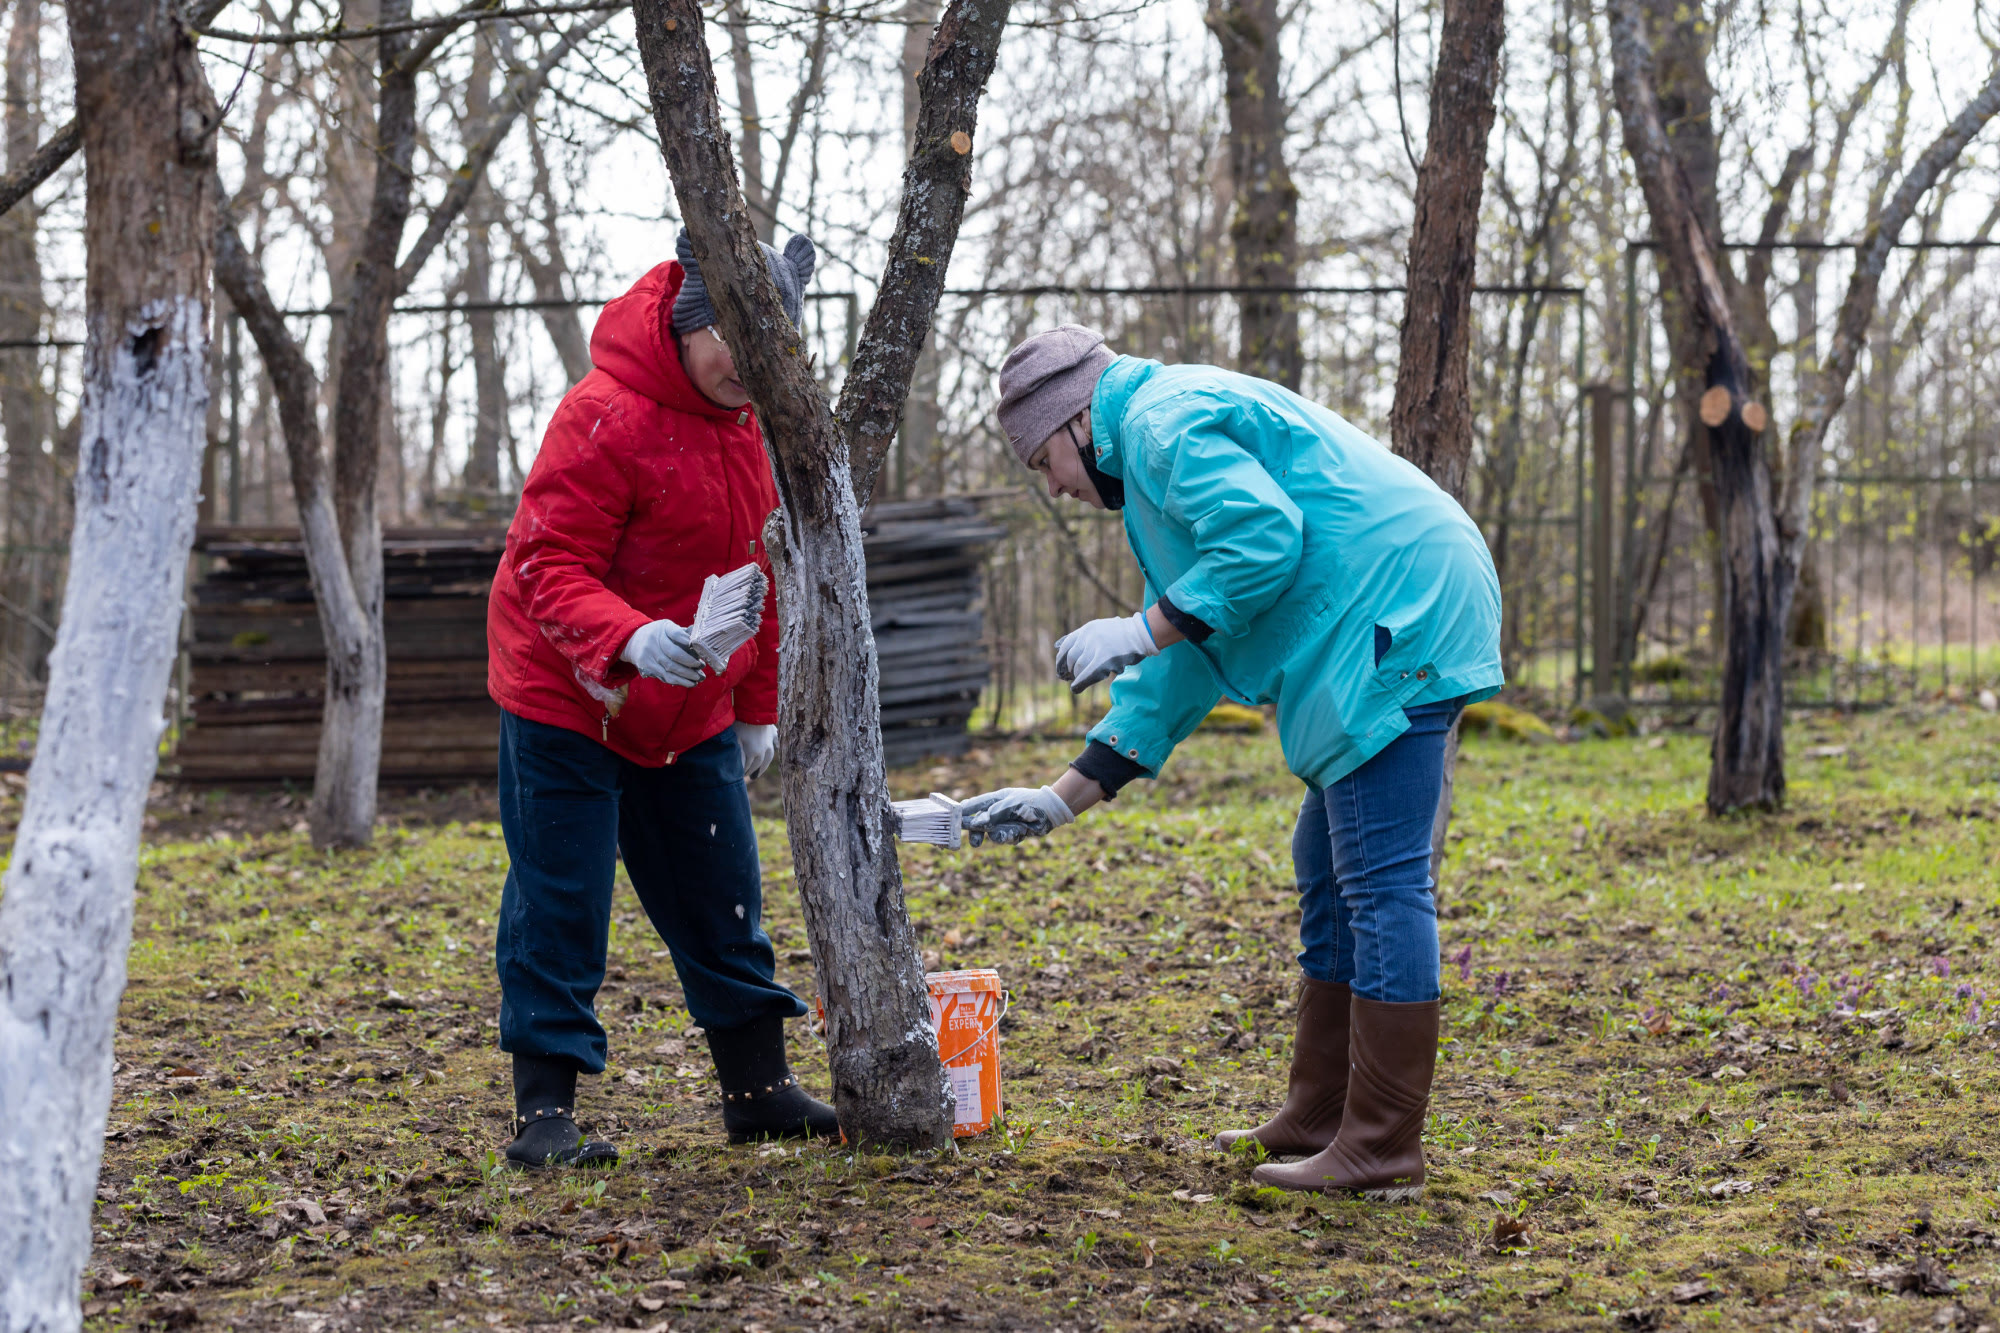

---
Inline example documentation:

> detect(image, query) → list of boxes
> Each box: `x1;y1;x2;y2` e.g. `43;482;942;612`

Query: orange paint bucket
929;968;1005;1137
813;967;1007;1138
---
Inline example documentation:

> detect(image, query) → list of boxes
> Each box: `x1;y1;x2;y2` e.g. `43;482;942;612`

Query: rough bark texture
1386;0;1502;879
0;0;215;1323
1206;0;1300;390
834;0;1011;505
632;0;1011;1147
1389;0;1502;504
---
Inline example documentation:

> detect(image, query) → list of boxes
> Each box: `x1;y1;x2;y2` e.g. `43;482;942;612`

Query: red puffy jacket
487;261;780;766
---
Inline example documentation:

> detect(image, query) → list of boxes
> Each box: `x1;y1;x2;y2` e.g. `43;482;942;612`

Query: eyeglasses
707;326;728;350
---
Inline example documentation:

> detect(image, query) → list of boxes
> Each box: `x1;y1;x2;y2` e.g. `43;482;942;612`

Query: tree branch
392;11;613;295
1778;57;2000;555
838;0;1016;505
0;0;232;219
1607;0;1745;389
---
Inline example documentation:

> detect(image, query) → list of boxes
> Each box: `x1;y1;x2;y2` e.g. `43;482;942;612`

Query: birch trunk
631;0;1011;1146
1386;0;1502;880
0;0;214;1324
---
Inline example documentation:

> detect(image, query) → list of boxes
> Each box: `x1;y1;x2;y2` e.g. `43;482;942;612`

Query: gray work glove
1053;611;1159;693
960;785;1075;847
733;721;777;780
621;619;703;688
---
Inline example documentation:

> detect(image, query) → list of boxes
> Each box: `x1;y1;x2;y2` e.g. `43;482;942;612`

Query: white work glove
734;721;777;780
1053;611;1159;693
621;619;703;688
960;786;1075;847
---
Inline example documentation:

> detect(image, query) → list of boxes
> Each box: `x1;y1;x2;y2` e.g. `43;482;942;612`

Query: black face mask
1069;422;1124;511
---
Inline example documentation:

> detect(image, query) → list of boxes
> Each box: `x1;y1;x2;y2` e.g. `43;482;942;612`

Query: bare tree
215;12;608;847
1207;0;1301;389
633;0;1011;1146
1609;0;2000;812
0;0;215;1322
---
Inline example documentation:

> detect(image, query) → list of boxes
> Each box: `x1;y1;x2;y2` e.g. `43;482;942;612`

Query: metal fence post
1590;383;1616;700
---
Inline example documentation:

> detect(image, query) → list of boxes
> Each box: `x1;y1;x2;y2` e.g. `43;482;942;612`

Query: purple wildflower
1451;945;1474;983
1931;955;1951;979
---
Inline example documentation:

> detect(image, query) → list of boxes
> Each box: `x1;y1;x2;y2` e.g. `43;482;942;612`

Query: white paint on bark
0;295;210;1333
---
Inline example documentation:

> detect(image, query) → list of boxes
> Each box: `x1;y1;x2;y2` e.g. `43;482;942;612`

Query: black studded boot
705;1015;841;1144
505;1054;619;1170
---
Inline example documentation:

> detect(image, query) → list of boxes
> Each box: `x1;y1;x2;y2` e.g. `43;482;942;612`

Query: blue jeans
494;712;805;1073
1293;698;1462;1003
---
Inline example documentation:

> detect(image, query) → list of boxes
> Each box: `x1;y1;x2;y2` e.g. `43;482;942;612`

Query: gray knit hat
996;325;1115;466
672;228;816;333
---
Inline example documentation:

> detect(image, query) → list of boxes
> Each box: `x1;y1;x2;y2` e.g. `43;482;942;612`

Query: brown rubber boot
1253;996;1438;1200
1214;978;1351;1155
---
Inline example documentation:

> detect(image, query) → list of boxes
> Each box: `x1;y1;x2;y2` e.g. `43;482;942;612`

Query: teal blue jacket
1084;356;1504;789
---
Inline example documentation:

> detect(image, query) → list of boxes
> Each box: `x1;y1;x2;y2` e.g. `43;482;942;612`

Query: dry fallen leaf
1491;1216;1532;1250
1669;1280;1717;1304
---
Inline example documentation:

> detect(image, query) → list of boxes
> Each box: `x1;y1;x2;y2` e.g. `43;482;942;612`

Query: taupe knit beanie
996;325;1115;466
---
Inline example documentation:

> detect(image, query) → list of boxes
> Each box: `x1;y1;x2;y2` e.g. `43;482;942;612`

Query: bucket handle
938;990;1011;1066
810;989;1011;1065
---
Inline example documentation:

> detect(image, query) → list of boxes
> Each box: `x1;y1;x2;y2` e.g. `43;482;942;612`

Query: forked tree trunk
1387;0;1503;879
1205;0;1301;390
214;11;602;848
0;0;214;1323
1612;0;2000;813
632;0;1010;1147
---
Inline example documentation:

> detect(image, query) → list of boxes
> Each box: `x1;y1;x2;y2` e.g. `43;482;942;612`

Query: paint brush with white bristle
891;793;963;848
688;562;768;675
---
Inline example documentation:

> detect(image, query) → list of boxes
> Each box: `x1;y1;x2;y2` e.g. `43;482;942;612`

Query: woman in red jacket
486;230;837;1168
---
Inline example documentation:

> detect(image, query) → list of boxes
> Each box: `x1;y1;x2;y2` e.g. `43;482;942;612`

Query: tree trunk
1387;0;1502;879
891;0;941;498
1608;0;1782;813
632;0;1011;1148
0;0;214;1323
839;0;1014;506
1613;0;2000;814
1205;0;1300;390
462;34;505;496
0;0;50;687
311;0;417;848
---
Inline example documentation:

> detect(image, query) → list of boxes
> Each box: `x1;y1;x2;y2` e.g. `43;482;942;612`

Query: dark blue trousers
494;711;806;1073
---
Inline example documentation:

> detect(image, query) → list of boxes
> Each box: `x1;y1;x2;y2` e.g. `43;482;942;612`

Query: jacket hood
589;261;746;422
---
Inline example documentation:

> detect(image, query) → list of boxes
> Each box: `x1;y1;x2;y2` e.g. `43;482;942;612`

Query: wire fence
5;243;1998;743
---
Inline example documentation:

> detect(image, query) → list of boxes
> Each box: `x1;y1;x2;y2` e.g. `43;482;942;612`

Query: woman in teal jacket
961;326;1502;1201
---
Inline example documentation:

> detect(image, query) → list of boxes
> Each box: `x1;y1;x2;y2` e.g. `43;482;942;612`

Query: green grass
28;703;2000;1330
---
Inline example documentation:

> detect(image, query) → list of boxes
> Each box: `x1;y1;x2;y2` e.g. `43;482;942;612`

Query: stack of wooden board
173;499;1004;783
173;527;507;782
863;497;1006;770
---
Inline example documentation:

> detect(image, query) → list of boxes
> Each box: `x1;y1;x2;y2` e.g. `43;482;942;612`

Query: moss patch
31;704;2000;1330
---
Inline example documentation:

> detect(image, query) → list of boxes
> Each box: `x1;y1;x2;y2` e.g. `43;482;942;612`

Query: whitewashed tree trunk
0;0;215;1323
633;0;1011;1146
